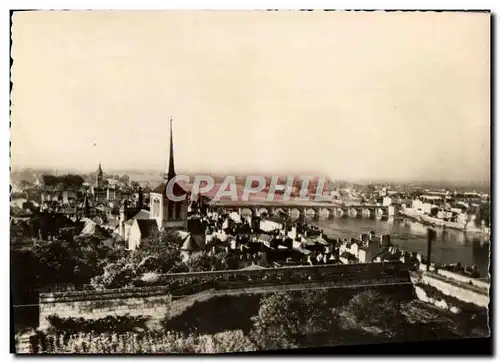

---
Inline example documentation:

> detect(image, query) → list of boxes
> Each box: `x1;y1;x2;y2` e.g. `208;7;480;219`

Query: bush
30;330;256;354
46;314;149;334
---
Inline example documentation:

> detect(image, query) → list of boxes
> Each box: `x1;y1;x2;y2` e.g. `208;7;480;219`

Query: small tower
95;163;103;187
137;187;143;209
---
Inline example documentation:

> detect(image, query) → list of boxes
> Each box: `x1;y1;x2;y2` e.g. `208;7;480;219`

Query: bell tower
150;118;188;230
95;162;103;187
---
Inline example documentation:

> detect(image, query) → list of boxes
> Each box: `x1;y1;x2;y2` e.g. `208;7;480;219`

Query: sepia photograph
9;9;491;355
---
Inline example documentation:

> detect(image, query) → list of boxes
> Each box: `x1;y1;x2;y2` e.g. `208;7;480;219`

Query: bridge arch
288;208;301;221
272;207;288;218
318;207;330;219
305;208;316;218
348;207;358;217
241;208;253;218
257;207;271;217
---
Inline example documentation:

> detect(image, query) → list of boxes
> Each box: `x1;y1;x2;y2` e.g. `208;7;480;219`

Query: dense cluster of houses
140;203;424;270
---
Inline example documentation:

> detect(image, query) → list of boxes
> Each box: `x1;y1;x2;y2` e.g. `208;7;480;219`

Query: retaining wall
39;286;173;330
435;269;490;290
420;272;489;308
38;262;412;331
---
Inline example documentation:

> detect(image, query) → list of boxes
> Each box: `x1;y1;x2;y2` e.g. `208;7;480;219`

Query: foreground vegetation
18;287;489;354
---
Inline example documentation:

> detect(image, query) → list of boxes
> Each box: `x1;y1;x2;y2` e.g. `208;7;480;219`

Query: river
305;216;490;278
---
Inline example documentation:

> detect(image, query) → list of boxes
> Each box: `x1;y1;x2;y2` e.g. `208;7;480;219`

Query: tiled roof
340;251;357;260
132;209;150;220
136;219;158;239
152;182;166;194
181;234;201;252
258;234;272;242
151;181;190;196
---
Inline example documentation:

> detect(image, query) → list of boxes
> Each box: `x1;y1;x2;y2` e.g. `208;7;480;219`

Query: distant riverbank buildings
409;191;488;225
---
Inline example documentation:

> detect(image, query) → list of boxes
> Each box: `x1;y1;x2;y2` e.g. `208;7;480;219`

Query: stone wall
39;286;173;331
169;289;216;318
414;285;460;313
435;269;490;290
420;272;489;308
152;261;412;291
38;262;412;331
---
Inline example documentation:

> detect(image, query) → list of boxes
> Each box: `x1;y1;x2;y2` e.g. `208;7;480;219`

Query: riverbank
309;216;490;278
399;209;490;237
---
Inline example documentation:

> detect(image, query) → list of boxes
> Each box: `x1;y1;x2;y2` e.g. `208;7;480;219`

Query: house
257;233;273;244
349;240;359;258
339;251;357;264
382;196;392;207
260;217;285;233
228;212;242;224
128;219;159;250
357;241;380;263
119;208;151;242
437;210;453;220
107;188;118;200
374;247;402;263
379;234;392;248
62;190;77;205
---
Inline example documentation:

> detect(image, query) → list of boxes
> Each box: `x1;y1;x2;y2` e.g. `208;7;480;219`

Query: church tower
149;118;188;230
166;118;176;182
95;162;103;187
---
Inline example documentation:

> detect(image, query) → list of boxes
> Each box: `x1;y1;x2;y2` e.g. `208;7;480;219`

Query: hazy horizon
11;11;490;183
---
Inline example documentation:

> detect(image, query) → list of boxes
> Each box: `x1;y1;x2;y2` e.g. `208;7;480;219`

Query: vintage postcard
10;10;491;354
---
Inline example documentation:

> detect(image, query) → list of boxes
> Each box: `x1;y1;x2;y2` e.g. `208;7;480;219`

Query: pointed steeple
166;118;176;182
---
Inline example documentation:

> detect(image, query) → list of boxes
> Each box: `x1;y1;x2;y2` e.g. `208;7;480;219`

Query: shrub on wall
46;314;149;334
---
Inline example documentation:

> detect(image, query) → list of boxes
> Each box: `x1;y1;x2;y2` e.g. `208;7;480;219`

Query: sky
10;11;490;183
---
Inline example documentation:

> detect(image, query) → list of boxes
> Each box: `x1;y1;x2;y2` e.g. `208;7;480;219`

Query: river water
306;216;490;278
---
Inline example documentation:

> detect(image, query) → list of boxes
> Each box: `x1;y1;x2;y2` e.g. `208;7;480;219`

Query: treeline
42;174;84;189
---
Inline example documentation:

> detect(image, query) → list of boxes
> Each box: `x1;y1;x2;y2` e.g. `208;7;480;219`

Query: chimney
426;228;436;271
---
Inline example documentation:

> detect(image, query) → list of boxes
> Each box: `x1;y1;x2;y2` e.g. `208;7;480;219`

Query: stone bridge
209;200;395;221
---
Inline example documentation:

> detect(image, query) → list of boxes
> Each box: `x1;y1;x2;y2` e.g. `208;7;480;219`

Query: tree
249;290;337;350
133;230;185;273
184;252;221;272
41;175;59;187
475;203;491;227
32;241;78;285
119;175;130;184
340;289;405;338
91;259;137;290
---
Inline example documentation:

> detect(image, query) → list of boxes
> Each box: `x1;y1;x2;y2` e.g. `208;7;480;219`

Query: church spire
95;162;103;187
166;117;176;181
